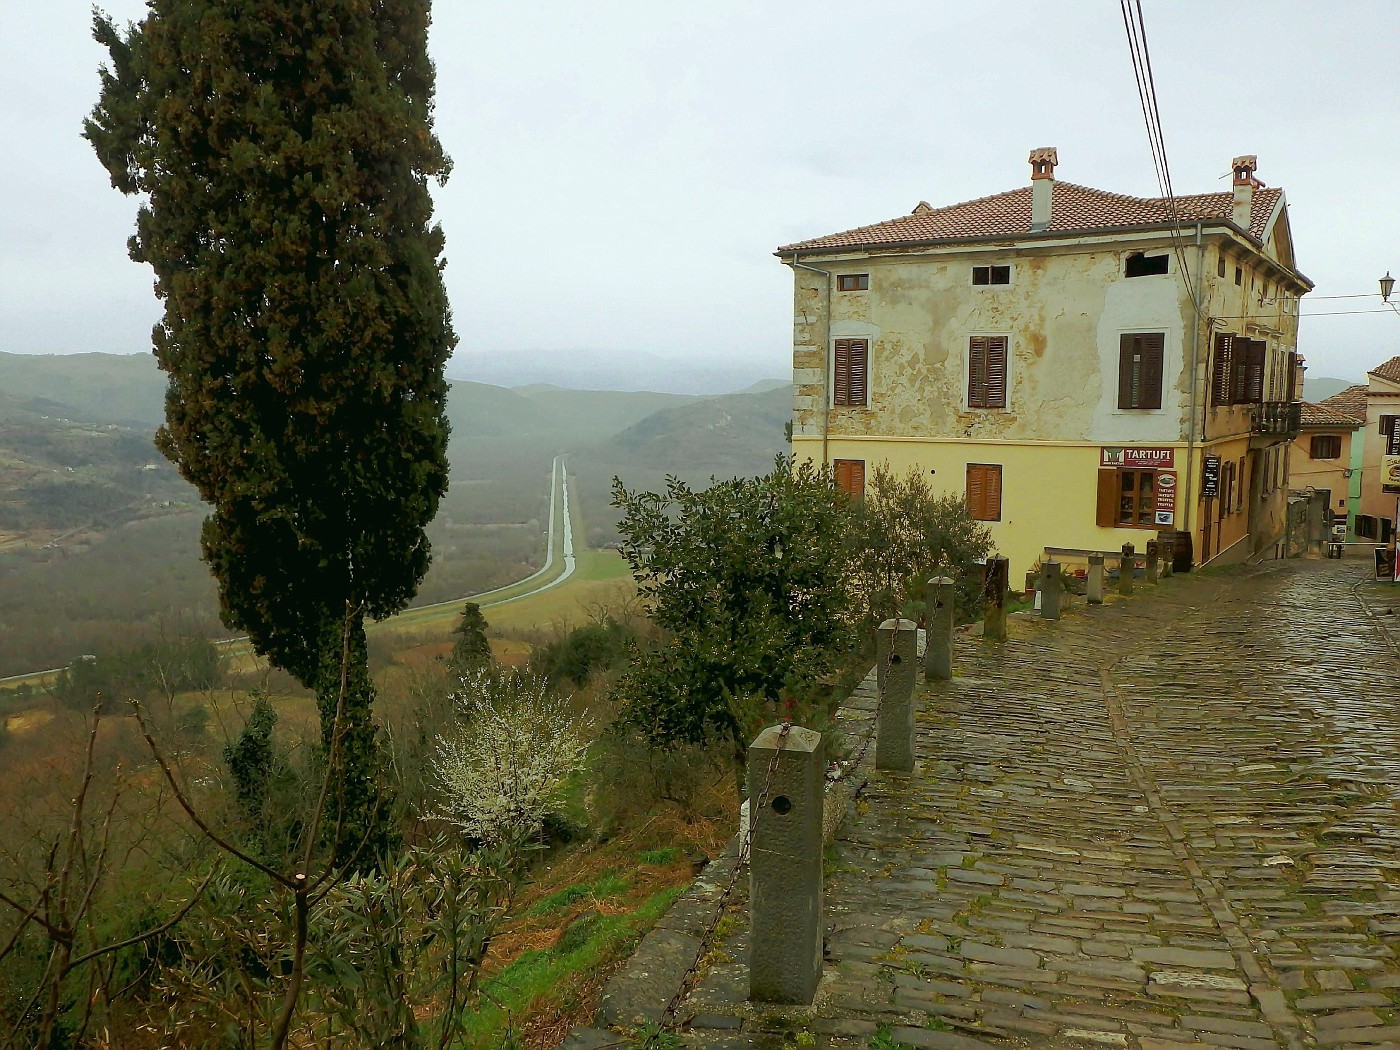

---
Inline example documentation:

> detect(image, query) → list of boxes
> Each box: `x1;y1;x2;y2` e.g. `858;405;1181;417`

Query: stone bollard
923;576;955;681
1038;560;1062;620
875;618;917;772
1161;542;1174;578
1145;540;1160;585
747;724;824;1004
1087;553;1105;605
982;556;1009;642
1119;543;1135;596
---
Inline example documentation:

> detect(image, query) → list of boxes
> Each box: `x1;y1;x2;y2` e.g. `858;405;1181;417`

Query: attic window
1125;253;1169;278
972;265;1010;286
837;273;869;291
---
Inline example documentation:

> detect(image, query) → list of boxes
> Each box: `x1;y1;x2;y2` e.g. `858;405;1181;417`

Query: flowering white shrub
430;669;590;846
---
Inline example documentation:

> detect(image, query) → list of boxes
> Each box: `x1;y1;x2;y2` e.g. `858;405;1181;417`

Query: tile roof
777;182;1283;253
1368;355;1400;384
1320;384;1369;419
1300;401;1363;428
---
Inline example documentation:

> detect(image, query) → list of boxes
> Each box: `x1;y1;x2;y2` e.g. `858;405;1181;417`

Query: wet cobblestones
654;559;1400;1049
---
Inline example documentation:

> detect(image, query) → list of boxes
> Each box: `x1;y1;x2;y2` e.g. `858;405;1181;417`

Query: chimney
1231;155;1259;230
1029;147;1057;232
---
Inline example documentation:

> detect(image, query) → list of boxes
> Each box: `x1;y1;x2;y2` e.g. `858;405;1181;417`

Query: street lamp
1383;271;1396;303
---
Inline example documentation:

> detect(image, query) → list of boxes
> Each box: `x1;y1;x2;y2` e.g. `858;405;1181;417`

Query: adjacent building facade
778;150;1312;577
1356;357;1400;543
1293;386;1365;538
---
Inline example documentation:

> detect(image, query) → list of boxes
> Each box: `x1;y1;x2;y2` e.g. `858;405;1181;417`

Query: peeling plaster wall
791;244;1193;446
785;226;1308;575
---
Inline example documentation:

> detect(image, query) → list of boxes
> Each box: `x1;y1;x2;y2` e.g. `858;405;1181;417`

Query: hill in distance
449;347;788;395
1302;375;1362;403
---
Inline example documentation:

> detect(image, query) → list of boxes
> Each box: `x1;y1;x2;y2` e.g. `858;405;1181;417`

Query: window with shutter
1310;435;1342;460
965;463;1002;521
968;336;1008;409
1240;340;1266;404
1117;332;1165;409
832;339;869;407
833;459;865;497
1212;333;1234;407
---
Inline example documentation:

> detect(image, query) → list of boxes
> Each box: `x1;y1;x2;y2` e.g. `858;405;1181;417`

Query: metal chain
828;619;900;787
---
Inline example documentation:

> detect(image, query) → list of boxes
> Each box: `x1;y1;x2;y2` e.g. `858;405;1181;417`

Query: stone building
1356;357;1400;543
777;149;1311;576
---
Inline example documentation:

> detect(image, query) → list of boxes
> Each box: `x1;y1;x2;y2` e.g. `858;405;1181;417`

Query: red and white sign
1101;447;1175;470
1154;471;1177;526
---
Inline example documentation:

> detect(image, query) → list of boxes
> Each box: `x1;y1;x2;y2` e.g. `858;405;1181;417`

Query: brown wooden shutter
1212;334;1233;406
1118;333;1165;409
966;463;985;518
1118;336;1136;410
968;337;1007;409
986;337;1007;409
1096;469;1119;528
833;340;851;405
848;340;868;406
984;464;1002;520
968;338;988;408
966;464;1001;521
834;458;864;497
1241;340;1266;403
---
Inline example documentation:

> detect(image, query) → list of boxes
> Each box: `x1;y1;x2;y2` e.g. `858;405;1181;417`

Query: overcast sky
2;1;1397;383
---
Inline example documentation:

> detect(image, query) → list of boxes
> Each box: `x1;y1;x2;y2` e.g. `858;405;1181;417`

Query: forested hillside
0;352;792;675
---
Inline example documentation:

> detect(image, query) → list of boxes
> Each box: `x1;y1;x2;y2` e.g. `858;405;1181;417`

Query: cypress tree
448;601;492;672
86;0;455;862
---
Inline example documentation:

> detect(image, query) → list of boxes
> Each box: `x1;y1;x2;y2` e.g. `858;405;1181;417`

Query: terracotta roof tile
778;182;1283;253
1300;401;1363;428
1320;384;1369;419
1368;355;1400;383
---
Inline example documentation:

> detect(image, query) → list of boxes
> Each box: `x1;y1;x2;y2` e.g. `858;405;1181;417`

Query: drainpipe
1184;222;1204;541
787;255;834;468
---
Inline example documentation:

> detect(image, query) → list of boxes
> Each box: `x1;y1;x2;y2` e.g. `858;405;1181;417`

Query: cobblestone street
654;558;1400;1049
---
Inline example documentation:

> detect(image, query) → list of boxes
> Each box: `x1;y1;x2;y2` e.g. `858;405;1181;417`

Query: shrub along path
578;557;1400;1049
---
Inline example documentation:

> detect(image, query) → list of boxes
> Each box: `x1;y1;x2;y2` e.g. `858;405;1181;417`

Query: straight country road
653;558;1400;1049
0;454;580;689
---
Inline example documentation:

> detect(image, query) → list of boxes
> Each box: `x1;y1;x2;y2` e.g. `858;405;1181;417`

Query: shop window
1095;468;1164;529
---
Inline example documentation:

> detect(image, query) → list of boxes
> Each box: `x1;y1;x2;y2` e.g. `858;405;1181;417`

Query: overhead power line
1119;1;1198;311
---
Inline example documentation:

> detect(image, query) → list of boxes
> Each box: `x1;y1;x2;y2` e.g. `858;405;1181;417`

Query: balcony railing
1252;400;1302;438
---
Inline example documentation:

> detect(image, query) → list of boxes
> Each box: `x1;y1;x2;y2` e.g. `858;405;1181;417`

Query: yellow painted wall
1291;428;1357;524
795;435;1190;579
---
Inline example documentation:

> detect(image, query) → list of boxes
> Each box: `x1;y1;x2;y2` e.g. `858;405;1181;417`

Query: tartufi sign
1101;447;1175;470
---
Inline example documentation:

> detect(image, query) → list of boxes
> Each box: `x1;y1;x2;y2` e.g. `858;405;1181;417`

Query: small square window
972;265;1010;286
1125;253;1169;278
837;273;869;292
